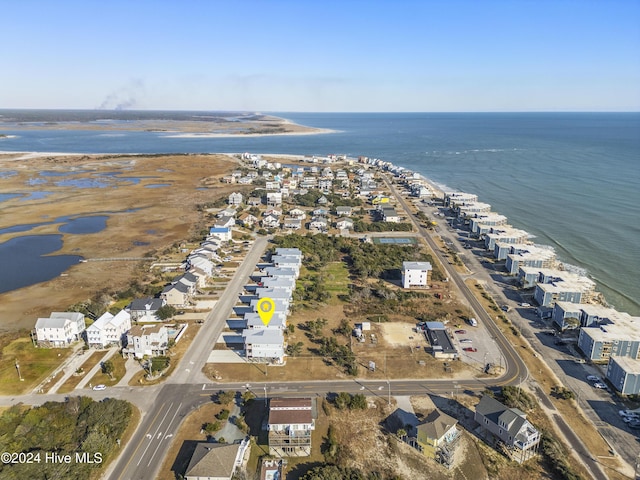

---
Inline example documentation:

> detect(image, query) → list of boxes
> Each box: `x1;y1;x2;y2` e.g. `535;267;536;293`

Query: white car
92;384;107;391
619;410;638;418
586;375;600;382
593;382;607;389
520;302;531;307
460;339;473;344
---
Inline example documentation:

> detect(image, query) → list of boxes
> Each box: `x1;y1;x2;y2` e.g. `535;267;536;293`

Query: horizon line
1;108;639;114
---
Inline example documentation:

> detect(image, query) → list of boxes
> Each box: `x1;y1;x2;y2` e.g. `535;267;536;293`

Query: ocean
1;111;639;315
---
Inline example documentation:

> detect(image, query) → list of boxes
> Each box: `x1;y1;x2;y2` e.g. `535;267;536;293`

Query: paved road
169;236;270;386
107;236;270;480
383;177;616;480
382;176;527;386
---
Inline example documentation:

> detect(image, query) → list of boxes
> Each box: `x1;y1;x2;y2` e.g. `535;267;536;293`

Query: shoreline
0;150;635;325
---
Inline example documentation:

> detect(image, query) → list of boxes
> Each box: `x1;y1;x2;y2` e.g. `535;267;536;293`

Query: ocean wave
558;262;589;277
425;148;523;156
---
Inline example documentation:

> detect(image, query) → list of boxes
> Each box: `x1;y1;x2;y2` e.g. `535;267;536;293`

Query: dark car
463;347;477;352
454;329;466;334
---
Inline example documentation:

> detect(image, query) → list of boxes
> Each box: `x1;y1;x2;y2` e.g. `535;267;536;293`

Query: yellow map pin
257;297;275;326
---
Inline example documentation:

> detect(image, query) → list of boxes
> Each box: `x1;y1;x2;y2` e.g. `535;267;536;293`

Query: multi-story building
484;227;529;251
86;310;131;348
474;395;540;464
606;356;640;395
33;312;86;348
402;261;432;289
415;409;461;468
578;317;640;362
124;324;169;358
268;398;315;457
505;245;556;275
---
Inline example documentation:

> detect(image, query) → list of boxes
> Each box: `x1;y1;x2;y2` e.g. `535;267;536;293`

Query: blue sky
2;0;639;111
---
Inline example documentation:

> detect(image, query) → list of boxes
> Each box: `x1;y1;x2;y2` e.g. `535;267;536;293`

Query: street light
386;380;391;406
264;385;267;407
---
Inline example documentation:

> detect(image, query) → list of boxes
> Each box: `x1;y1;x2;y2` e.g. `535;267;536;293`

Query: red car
454;329;466;334
463;347;477;352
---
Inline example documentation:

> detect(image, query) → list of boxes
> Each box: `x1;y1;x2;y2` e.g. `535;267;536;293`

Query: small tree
216;409;230;420
203;421;221;435
335;392;351;410
156;305;177;321
349;393;367;410
286;342;304;357
217;390;235;405
102;360;114;379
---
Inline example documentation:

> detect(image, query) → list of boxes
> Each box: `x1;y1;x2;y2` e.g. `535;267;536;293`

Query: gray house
474;395;540;464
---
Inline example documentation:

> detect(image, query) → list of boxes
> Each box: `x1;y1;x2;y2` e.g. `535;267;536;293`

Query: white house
124;324;169;358
336;218;354;230
86;310;131;348
208;227;232;242
215;215;236;229
336;206;353;217
34;312;86;348
402;261;432;288
262;214;281;229
309;216;328;230
243;329;285;363
228;192;243;206
266;192;283;206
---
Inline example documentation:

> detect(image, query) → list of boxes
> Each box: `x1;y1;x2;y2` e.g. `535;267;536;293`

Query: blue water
0;111;638;314
0;235;82;294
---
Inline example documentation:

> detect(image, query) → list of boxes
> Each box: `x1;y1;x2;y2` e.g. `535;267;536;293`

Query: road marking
137;402;174;466
148;402;183;467
116;401;169;479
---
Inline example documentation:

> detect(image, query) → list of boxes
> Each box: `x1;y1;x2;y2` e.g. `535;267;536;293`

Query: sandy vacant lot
379;322;428;347
0;152;239;330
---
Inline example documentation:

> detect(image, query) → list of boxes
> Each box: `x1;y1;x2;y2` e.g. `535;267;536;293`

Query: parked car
520;302;531;307
593;382;607;389
628;420;640;429
619;410;639;418
454;329;466;334
587;375;600;382
463;347;478;352
92;384;107;391
460;339;473;344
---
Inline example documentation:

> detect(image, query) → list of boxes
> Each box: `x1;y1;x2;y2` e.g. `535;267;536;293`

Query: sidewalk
45;346;93;394
32;342;84;394
75;347;118;390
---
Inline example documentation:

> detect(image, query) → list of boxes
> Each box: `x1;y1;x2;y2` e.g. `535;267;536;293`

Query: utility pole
264;385;267;407
15;359;23;381
387;380;391;406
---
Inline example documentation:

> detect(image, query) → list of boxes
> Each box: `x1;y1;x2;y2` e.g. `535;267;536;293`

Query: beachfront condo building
444;192;478;208
484;227;529;251
469;214;508;236
533;274;597;307
606;356;640;395
458;202;492;217
552;302;635;330
506;245;556;275
577;316;640;362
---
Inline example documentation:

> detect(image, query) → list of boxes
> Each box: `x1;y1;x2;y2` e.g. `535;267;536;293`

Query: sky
1;0;639;112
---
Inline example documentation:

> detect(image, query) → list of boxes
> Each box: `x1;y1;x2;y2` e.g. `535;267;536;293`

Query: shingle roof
184;442;240;479
416;409;457;440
